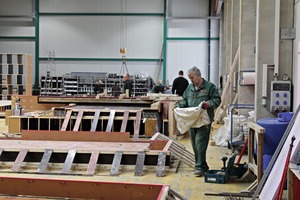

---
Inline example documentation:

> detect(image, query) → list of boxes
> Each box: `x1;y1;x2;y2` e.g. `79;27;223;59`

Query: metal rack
227;104;254;151
40;72;151;97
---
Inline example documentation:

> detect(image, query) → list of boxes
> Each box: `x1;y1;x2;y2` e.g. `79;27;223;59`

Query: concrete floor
0;119;253;199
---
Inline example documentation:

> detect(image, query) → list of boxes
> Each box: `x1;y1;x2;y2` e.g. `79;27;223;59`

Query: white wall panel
126;17;163;58
69;17;86;57
40;0;163;13
39;16;163;58
126;0;163;13
166;41;208;85
0;0;32;16
167;19;209;37
39;61;160;79
0;26;34;36
210;19;220;38
210;40;219;85
169;0;209;17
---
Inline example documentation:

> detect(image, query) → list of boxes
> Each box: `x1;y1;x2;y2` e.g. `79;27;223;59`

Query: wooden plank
148;140;169;150
62;149;76;174
8;116;20;134
149;132;161;140
110;151;123;176
90;110;100;132
120;111;129;132
86;150;100;175
73;110;84;131
162;140;173;152
145;118;157;137
106;110;115;132
12;149;28;172
5;110;12;125
134;151;145;176
61;110;72;131
133;110;142;141
19;95;64;112
37;149;53;173
247;121;265;134
25;54;32;95
168;101;176;139
257;131;264;183
0;176;167;200
21;130;130;142
38;96;153;105
214;47;240;123
0;140;152;154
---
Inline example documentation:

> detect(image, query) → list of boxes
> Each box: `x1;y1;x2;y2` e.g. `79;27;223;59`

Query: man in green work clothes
178;66;221;177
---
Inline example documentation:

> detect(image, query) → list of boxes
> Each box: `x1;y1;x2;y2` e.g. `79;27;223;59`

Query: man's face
188;73;201;85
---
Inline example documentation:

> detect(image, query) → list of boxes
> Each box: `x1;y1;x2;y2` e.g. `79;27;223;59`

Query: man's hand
201;101;210;109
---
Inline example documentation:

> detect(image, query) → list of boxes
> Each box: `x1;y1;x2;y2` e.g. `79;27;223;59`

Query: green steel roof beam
163;0;167;82
0;36;35;40
39;57;162;62
34;0;39;89
167;37;219;40
39;13;164;17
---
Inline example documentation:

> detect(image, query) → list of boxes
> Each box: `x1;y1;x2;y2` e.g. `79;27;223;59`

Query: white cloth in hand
174;102;211;134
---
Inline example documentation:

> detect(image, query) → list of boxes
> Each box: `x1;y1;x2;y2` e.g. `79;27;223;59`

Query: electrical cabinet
270;80;291;113
0;54;32;100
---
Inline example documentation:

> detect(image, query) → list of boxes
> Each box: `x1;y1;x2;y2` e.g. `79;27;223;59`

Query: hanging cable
119;0;128;76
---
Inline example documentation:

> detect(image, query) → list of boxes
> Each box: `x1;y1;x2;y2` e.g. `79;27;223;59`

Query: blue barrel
263;154;273;171
257;116;290;155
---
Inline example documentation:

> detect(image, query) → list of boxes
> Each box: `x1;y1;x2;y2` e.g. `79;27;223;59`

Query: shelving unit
78;76;97;95
63;76;79;96
0;54;32;100
105;74;122;95
39;72;151;97
40;76;63;96
133;76;150;96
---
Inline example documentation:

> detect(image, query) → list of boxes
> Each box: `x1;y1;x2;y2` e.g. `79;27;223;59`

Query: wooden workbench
38;96;153;106
288;163;300;200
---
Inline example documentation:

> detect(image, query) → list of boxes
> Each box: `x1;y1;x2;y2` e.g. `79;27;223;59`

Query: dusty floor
0;118;253;199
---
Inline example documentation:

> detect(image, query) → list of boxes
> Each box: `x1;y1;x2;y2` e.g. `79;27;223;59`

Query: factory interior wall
38;0;164;80
0;0;219;87
294;0;300;110
0;0;35;83
165;0;219;86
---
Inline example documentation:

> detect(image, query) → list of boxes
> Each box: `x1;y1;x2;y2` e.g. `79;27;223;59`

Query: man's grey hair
188;66;201;76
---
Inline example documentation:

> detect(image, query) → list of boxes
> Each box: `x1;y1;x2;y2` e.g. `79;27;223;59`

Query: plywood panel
145;118;157;137
8;116;20;134
17;95;64;112
21;130;130;142
25;55;32;96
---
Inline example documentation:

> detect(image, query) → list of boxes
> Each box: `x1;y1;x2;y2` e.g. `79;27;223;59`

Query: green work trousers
189;124;211;171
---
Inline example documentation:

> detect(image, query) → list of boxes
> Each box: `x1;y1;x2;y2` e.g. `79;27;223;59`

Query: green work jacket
178;78;221;122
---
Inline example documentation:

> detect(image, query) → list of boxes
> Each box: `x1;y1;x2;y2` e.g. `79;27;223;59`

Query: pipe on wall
274;0;280;79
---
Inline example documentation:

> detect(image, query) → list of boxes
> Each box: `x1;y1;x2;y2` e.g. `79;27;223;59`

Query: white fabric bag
174;102;211;134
